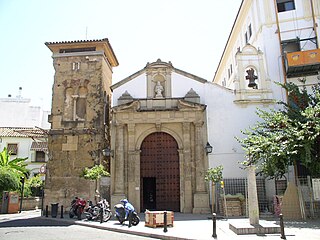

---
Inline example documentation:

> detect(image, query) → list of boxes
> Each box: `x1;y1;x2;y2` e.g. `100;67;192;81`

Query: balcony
285;48;320;78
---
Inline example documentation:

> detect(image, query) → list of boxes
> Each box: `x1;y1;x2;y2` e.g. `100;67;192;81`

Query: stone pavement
1;210;320;239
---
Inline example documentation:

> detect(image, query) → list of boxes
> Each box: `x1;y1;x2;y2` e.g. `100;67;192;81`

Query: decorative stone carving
154;81;164;98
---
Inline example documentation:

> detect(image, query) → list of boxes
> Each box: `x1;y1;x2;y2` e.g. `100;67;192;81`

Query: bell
248;79;257;88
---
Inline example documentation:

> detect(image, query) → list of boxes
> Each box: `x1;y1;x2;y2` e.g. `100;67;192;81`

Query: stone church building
43;37;277;213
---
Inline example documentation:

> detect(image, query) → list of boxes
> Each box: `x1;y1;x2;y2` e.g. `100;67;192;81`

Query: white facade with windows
0;96;50;177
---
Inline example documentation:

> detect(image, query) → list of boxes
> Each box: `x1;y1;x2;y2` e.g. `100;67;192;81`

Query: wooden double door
140;132;180;212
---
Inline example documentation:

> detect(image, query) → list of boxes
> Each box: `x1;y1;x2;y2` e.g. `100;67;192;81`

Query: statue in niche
154;81;164;98
246;68;258;89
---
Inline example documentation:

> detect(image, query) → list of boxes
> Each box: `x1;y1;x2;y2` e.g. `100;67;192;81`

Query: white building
0;94;50;177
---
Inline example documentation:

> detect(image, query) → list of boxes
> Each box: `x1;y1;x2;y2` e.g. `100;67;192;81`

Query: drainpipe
273;0;288;95
310;0;319;48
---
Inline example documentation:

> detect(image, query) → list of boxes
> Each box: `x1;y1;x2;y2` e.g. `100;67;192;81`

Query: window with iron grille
277;0;295;12
35;151;46;162
7;143;18;155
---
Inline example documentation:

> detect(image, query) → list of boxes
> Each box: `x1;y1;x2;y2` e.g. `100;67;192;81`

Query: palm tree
0;147;29;177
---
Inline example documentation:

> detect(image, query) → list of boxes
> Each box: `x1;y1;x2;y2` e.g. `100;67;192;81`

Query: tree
205;165;223;212
237;82;320;179
0;147;29;177
80;164;110;203
0;147;29;196
80;164;110;180
0;167;21;194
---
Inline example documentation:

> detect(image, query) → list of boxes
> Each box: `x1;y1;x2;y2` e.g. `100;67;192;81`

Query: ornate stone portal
110;60;211;213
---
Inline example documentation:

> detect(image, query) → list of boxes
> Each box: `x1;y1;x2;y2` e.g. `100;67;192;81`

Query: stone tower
44;39;118;208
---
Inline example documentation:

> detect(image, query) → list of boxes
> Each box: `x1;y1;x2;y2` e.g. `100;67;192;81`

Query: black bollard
45;205;48;217
163;211;168;233
280;214;286;239
100;208;103;224
60;205;64;218
212;213;217;238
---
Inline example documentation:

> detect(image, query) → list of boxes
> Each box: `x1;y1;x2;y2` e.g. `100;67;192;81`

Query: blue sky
0;0;242;110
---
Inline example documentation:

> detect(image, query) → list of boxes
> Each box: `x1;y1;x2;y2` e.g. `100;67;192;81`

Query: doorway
140;132;180;212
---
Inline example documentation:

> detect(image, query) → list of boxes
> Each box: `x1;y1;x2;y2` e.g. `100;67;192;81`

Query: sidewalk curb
41;216;193;240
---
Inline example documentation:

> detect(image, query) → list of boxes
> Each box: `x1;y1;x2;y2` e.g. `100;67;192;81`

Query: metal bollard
45;205;48;217
212;213;217;238
100;208;103;224
163;211;168;233
280;214;286;239
60;205;64;218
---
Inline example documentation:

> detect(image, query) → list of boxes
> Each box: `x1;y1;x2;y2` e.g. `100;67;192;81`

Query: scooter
114;199;140;226
69;197;86;219
85;199;112;222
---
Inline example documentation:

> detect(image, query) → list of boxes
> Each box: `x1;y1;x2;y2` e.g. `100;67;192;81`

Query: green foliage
0;147;29;178
0;166;21;193
237;83;320;179
80;164;110;180
204;165;223;183
23;175;44;197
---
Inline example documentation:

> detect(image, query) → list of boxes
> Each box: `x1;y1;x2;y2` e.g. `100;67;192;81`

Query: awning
30;142;48;151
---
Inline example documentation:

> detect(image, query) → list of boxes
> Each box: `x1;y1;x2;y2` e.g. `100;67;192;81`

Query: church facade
109;59;276;213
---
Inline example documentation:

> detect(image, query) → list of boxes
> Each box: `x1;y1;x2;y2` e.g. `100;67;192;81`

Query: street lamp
205;142;213;155
102;147;113;157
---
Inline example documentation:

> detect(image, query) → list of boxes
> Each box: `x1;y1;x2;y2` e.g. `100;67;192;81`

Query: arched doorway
140;132;180;212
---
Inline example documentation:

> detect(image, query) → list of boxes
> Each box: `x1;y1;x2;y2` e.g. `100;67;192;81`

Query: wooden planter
145;210;174;228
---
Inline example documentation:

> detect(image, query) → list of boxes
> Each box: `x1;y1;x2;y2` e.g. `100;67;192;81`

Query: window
277;0;295;12
35;151;46;162
59;47;96;53
228;69;231;79
248;24;252;38
230;64;233;74
72;62;80;71
222;78;226;87
245;32;248;44
7;143;18;155
281;39;300;53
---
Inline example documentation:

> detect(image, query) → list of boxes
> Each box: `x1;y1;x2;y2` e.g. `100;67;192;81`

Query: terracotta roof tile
0;127;47;138
45;38;109;45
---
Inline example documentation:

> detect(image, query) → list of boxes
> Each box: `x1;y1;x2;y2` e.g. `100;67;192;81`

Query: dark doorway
140;132;180;212
143;177;156;210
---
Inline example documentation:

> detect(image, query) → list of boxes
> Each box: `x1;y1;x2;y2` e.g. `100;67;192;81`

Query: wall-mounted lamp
102;147;113;157
205;142;213;155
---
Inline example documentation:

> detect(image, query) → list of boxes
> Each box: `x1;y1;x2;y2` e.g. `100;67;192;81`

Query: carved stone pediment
177;99;206;111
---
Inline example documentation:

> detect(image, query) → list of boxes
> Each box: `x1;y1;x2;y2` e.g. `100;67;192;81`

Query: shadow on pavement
0;217;74;228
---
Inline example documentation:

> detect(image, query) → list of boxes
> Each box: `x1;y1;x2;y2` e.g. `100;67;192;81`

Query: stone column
182;122;192;212
114;124;125;194
194;121;205;192
193;121;210;213
127;124;138;207
248;165;260;225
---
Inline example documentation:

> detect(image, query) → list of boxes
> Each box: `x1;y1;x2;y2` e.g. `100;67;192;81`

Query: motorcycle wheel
103;210;112;222
116;215;124;224
69;210;74;218
86;214;93;220
132;215;140;226
76;207;82;220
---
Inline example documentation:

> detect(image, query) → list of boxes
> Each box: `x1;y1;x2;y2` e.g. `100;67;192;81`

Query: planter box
145;210;174;228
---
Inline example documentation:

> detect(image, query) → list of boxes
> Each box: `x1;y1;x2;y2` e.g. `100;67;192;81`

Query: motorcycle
85;199;112;222
69;197;86;219
114;199;140;226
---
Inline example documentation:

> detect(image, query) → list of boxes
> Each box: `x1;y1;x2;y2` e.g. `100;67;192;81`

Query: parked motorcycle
69;197;86;219
85;199;112;222
114;199;140;226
